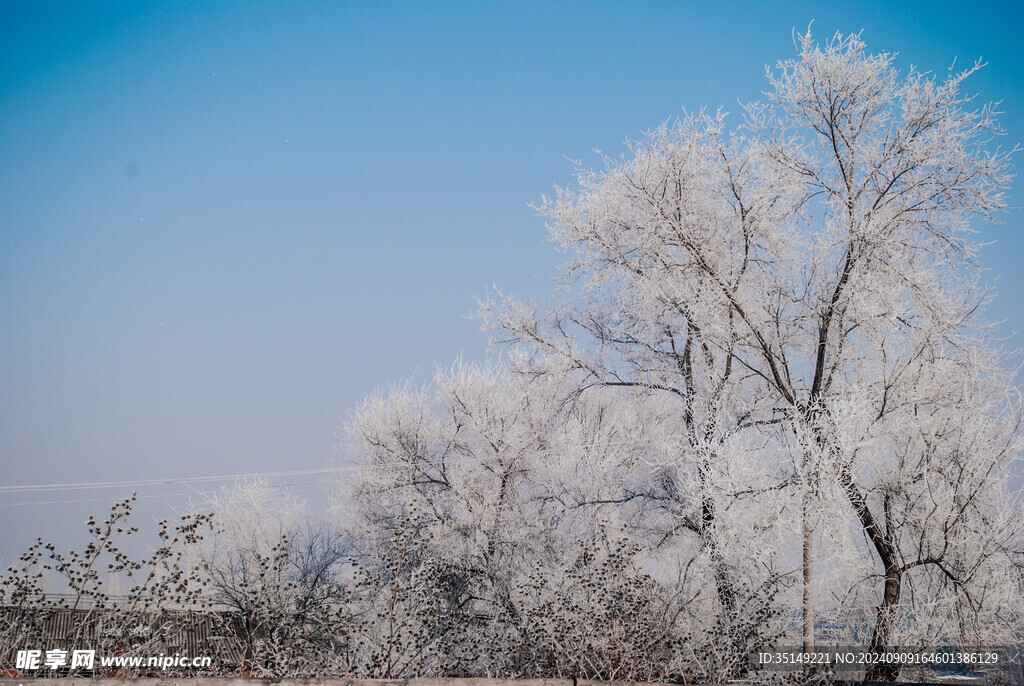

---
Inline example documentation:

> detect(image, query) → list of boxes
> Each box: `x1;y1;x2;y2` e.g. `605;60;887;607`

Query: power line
0;435;675;501
0;479;329;508
0;490;195;508
0;466;365;495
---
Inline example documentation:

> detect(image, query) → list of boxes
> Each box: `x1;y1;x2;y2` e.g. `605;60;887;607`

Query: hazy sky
2;0;1024;562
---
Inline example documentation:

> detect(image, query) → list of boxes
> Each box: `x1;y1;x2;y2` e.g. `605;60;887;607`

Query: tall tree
484;29;1021;667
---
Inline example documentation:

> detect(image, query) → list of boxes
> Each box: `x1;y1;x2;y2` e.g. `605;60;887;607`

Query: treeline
4;29;1024;683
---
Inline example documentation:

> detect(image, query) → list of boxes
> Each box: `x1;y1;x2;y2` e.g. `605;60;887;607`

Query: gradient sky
2;0;1024;563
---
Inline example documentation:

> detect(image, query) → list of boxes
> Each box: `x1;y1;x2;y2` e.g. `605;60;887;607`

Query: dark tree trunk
865;566;902;682
698;468;744;677
700;464;738;621
840;466;905;683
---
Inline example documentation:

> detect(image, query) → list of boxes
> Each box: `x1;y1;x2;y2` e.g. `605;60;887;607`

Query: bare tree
339;361;722;679
483;28;1021;670
807;339;1023;680
0;495;216;677
191;481;351;676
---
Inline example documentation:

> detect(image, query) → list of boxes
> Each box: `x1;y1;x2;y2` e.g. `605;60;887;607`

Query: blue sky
2;0;1023;560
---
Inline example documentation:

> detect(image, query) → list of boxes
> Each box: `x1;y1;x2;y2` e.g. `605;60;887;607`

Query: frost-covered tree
339;361;724;679
483;28;1022;669
191;481;351;676
809;339;1023;680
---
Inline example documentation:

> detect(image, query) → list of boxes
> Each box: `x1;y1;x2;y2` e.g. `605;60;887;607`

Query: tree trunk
839;466;904;683
803;506;814;655
701;477;739;616
699;463;744;677
801;428;818;659
704;494;739;618
865;566;902;682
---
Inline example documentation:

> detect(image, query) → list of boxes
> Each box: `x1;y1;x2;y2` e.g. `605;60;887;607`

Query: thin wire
0;491;195;508
0;480;327;508
0;435;679;502
0;465;367;495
